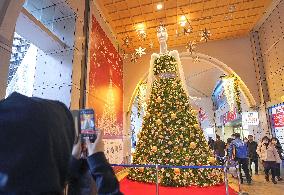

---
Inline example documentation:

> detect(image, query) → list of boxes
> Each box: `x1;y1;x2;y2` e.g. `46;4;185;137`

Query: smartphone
80;109;97;141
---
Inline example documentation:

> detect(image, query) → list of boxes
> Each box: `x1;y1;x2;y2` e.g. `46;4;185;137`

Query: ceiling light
179;15;187;27
157;3;163;10
281;95;284;102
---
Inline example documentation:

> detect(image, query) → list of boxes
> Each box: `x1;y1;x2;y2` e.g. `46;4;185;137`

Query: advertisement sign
242;112;259;126
212;81;227;110
269;104;284;149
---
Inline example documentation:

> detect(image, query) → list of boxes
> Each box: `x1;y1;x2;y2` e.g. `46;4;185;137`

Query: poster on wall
269;104;284;149
88;15;123;162
242;112;259;126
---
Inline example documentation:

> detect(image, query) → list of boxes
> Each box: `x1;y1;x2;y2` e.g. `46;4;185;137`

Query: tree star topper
200;28;211;42
135;46;146;57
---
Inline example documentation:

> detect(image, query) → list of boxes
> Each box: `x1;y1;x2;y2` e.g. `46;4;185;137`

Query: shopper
247;135;259;175
257;137;281;184
0;92;122;194
208;137;215;151
257;136;270;166
214;135;226;165
271;137;283;181
231;133;252;184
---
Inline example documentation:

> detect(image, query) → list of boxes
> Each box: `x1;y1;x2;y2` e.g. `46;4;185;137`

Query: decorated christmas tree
128;25;223;187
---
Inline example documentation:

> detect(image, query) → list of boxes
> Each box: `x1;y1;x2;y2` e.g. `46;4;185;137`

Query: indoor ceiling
181;58;224;98
97;0;272;52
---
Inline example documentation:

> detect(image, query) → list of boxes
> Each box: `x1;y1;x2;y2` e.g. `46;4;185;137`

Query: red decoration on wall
88;16;123;138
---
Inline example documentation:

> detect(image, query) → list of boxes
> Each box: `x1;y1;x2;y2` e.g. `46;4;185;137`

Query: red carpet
120;178;238;195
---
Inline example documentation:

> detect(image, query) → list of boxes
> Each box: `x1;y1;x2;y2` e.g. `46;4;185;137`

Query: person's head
216;135;220;140
244;137;248;143
227;138;233;144
231;133;236;139
157;25;168;43
234;133;241;139
0;93;75;193
248;135;253;142
209;137;212;141
261;136;270;143
271;137;278;145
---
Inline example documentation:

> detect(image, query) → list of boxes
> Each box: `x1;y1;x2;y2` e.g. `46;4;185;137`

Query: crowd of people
209;133;283;185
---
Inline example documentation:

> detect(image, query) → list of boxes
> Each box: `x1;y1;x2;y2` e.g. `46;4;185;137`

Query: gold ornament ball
190;142;197;149
156;96;162;103
171;113;177;119
156;119;162;125
208;157;216;164
193;124;199;129
145;112;150;118
152;146;158;152
174;168;181;175
191;109;198;115
138;167;145;172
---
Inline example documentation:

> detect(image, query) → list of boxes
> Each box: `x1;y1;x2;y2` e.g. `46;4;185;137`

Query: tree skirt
120;178;238;195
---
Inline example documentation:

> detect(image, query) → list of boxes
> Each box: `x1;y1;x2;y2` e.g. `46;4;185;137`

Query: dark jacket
214;140;226;157
0;92;75;194
275;142;283;160
247;141;258;159
68;153;122;195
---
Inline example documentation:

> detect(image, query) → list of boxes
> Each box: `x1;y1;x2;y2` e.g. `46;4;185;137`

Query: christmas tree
128;53;223;187
98;77;121;136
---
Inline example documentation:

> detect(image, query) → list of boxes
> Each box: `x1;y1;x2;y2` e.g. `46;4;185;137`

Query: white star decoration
135;47;146;57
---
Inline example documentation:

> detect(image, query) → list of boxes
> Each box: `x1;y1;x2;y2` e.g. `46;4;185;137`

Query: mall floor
229;173;284;195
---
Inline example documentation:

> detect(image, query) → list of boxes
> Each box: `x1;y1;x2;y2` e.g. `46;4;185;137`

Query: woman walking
257;137;281;184
271;137;283;181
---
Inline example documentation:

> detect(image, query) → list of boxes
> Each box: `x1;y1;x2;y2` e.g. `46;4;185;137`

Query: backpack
233;140;248;159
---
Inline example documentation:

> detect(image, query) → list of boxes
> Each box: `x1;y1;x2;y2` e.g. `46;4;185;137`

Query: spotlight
157;3;163;10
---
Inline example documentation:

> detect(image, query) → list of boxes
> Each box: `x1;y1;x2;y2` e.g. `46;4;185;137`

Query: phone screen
80;109;96;141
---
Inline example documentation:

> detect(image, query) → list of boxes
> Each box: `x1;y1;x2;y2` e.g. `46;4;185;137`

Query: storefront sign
269;104;284;149
242;112;259;126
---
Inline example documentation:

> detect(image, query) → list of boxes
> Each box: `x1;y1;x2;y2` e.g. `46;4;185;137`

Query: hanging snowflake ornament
122;53;128;60
193;56;200;63
122;36;132;47
183;25;193;36
135;46;146;57
149;40;154;49
131;53;138;63
138;31;147;41
186;40;196;54
200;28;211;42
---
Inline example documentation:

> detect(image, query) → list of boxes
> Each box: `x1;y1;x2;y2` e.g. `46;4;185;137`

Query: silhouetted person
247;135;259;175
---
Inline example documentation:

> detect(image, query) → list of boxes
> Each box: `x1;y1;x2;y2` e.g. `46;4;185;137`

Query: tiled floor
229;174;284;195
